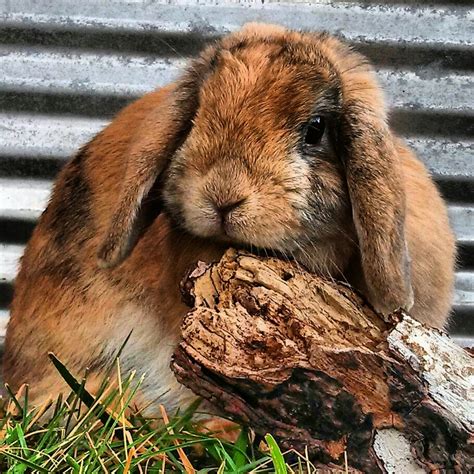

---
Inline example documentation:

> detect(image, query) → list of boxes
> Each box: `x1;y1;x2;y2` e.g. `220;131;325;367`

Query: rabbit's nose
215;197;247;222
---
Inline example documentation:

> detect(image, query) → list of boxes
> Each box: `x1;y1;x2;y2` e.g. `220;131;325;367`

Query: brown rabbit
3;23;456;414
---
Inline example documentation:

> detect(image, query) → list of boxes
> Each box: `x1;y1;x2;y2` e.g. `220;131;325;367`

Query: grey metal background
0;1;472;347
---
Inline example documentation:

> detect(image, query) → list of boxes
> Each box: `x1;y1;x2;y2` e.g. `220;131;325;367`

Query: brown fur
3;24;456;413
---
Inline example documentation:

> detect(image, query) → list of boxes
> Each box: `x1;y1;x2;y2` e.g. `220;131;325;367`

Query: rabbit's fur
3;24;456;413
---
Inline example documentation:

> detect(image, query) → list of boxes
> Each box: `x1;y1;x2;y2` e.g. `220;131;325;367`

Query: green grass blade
65;454;81;471
235;456;273;473
264;434;287;474
98;330;134;385
1;450;49;473
48;354;95;406
65;373;89;433
173;398;202;431
48;352;120;428
231;427;249;468
14;425;27;452
113;330;133;362
215;443;237;472
3;384;24;417
20;386;28;429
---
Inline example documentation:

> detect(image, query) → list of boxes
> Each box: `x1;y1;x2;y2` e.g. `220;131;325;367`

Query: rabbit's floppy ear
337;64;413;314
97;81;199;269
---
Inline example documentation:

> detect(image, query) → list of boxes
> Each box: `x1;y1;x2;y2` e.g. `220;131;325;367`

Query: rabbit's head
98;23;413;315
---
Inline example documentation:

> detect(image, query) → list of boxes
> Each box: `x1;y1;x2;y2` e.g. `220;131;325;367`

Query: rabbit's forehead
196;47;337;132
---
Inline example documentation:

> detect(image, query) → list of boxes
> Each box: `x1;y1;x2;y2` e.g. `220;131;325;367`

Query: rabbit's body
3;24;456;413
3;88;225;410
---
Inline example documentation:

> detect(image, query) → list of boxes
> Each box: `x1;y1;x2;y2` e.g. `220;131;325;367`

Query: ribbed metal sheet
0;1;473;347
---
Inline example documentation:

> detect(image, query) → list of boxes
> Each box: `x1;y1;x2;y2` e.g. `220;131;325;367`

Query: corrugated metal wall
0;1;473;347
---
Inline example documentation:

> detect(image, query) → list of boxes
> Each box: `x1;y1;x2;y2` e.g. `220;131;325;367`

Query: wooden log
171;249;473;473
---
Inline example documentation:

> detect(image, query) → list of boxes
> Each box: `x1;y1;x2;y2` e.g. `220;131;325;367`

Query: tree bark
171;249;473;473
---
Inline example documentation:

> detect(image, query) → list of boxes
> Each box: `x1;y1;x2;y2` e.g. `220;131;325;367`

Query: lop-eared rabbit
3;24;456;414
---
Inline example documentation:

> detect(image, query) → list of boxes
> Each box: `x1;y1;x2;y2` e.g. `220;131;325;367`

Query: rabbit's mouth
181;191;305;252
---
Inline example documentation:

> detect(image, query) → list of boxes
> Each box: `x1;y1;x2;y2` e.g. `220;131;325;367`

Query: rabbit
3;23;456;415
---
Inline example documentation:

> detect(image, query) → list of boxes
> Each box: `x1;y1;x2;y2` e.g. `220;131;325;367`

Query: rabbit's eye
304;116;325;146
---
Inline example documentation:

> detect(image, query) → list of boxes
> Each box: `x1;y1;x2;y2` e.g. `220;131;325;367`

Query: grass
0;353;328;473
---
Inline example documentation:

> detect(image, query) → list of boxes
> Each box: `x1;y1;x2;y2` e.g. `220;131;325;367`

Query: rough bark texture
171;249;473;473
